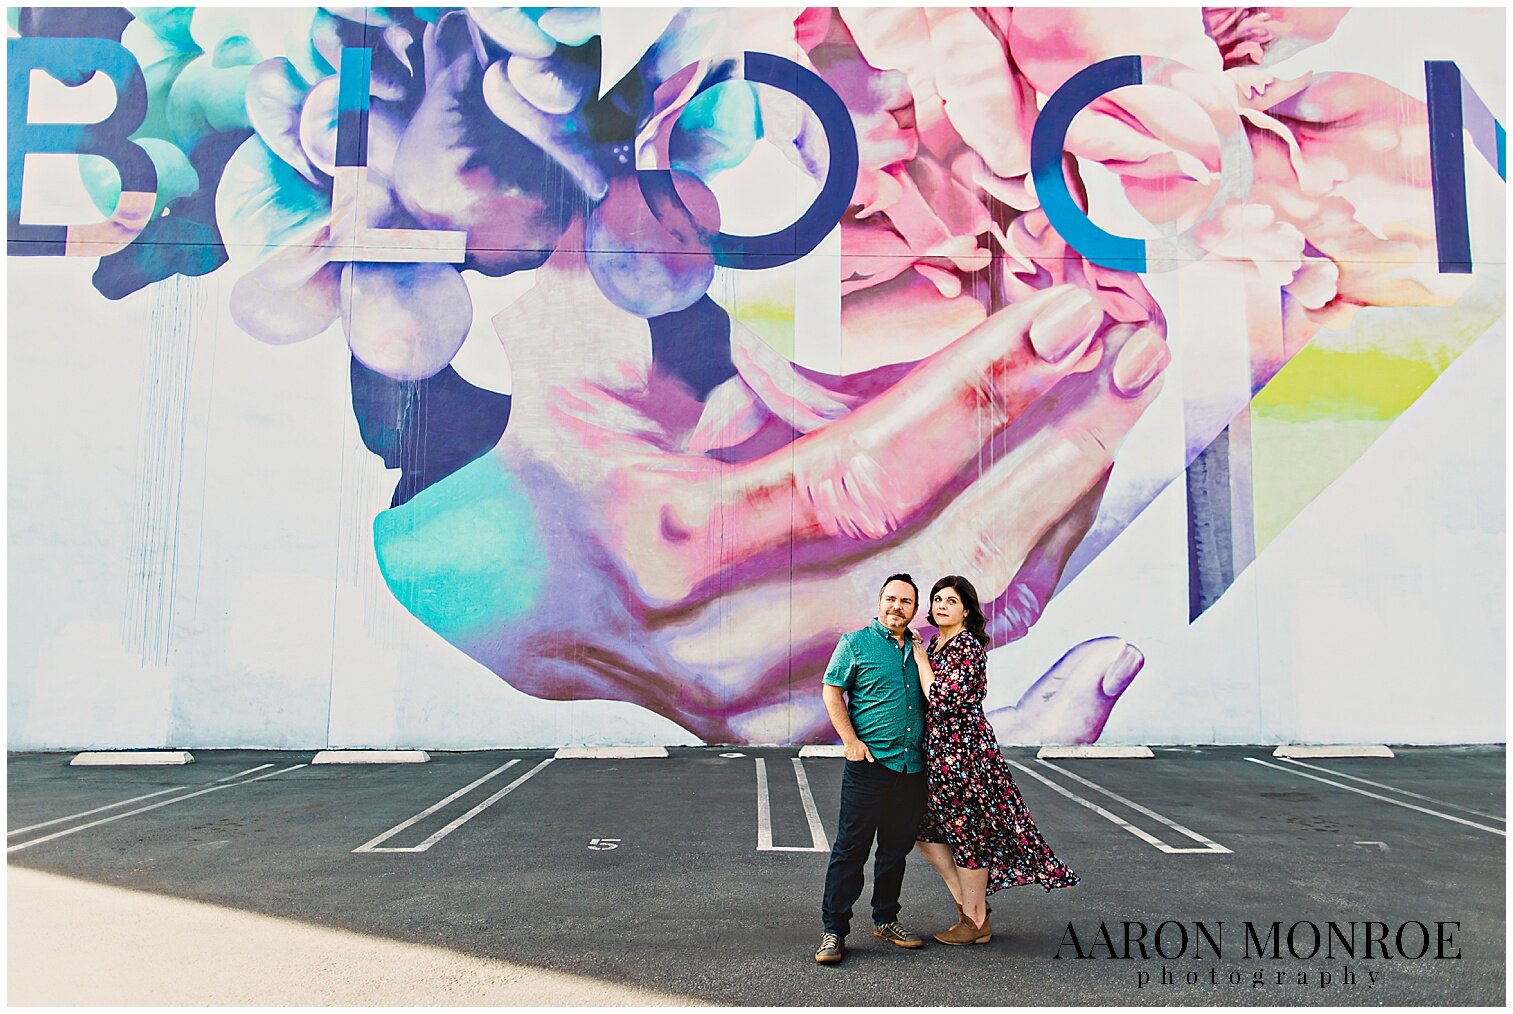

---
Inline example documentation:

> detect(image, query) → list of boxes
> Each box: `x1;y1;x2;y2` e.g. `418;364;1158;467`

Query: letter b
8;37;157;256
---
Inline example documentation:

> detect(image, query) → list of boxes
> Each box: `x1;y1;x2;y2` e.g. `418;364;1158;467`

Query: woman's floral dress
915;631;1080;894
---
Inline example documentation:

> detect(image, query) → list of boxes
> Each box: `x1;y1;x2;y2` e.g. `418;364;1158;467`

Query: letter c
1030;55;1253;273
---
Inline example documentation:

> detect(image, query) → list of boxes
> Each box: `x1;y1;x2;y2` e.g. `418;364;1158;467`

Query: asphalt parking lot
7;746;1505;1005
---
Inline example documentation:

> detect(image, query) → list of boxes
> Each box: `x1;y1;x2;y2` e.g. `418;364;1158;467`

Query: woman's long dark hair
928;575;989;647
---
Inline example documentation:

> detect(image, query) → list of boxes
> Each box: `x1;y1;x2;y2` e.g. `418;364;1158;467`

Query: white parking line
756;758;829;853
353;762;518;853
8;765;279;835
792;759;830;851
1277;758;1505;822
1032;759;1233;853
7;765;308;853
9;785;190;837
354;759;554;854
1006;759;1231;855
1245;757;1506;837
215;763;276;783
8;764;278;838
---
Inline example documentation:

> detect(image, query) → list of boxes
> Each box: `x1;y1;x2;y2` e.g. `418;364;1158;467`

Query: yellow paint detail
1251;346;1442;422
1248;289;1500;553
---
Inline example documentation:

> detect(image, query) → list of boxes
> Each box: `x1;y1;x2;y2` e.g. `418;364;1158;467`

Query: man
814;574;929;965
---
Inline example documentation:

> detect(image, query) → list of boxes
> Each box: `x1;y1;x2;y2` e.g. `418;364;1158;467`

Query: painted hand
372;248;1170;743
989;637;1146;745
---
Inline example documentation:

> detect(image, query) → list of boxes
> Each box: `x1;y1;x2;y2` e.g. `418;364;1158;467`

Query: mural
7;8;1505;747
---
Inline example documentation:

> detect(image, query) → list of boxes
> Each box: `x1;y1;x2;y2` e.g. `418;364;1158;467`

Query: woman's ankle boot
935;910;990;945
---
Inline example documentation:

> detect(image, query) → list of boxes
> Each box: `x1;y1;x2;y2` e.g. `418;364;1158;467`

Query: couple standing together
815;573;1079;965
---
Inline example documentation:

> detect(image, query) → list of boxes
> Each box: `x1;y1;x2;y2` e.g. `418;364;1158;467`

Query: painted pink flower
997;7;1468;383
1236;70;1474;377
795;6;1474;389
1203;8;1350;69
800;8;1164;369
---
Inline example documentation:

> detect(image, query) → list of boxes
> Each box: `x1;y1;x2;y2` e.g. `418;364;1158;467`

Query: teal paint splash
373;455;544;644
81;137;199;217
671;81;762;178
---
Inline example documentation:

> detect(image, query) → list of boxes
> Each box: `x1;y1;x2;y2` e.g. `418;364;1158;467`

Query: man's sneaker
872;921;925;949
814;932;845;964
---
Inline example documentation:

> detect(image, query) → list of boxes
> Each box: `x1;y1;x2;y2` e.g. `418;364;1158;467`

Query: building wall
7;7;1505;748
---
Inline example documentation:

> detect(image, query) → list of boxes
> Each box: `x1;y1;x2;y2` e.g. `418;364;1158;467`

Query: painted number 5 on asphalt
588;838;621;850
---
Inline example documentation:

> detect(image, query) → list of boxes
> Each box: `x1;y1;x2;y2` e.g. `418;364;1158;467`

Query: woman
910;575;1080;945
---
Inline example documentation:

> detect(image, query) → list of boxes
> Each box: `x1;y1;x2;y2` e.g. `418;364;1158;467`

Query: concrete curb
799;745;1160;759
553;747;668;759
797;745;845;758
70;751;194;766
1037;745;1154;758
1273;744;1394;758
311;751;430;764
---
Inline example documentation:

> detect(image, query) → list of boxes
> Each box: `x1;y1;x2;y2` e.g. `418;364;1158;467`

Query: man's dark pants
821;758;928;936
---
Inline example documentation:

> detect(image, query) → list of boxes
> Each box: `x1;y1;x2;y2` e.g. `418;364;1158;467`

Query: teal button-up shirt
822;619;926;774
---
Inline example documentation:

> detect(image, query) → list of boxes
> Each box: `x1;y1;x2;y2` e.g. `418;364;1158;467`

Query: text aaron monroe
1055;920;1464;991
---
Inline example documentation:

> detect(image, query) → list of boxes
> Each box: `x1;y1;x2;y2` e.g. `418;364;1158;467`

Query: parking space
6;746;1505;1005
1006;755;1233;854
755;755;830;852
8;762;307;855
1247;754;1505;831
6;757;242;833
1014;749;1504;848
352;758;556;853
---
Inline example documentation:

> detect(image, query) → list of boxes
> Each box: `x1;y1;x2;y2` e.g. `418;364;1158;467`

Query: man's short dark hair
879;573;919;602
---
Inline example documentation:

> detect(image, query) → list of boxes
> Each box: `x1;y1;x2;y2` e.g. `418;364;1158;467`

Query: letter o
1155;920;1189;959
637;51;859;271
1397;921;1430;960
1288;922;1322;960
